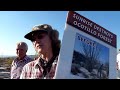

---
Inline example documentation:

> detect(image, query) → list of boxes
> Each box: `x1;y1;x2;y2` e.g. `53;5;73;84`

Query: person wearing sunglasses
20;24;61;79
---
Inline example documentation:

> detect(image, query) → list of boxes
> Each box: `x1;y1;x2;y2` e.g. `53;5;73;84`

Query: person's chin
37;49;42;53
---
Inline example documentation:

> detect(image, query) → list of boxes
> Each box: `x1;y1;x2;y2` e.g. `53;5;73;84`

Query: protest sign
55;11;117;79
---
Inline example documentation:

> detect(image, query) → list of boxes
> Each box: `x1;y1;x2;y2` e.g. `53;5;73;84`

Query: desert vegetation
0;55;35;79
0;57;15;79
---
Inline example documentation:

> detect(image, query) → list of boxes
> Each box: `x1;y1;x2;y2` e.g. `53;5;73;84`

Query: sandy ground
0;67;10;79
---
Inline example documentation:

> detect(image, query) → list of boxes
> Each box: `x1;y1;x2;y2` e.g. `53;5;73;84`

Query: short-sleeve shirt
20;56;58;79
10;56;33;79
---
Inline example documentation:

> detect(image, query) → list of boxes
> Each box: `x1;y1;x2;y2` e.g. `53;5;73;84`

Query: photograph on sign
70;33;109;79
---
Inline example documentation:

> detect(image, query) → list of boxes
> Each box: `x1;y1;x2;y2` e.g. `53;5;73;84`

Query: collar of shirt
34;56;58;69
34;57;41;69
15;55;27;61
34;56;50;69
14;55;29;65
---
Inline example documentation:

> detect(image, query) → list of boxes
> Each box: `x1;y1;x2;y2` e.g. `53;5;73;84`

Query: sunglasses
31;33;47;42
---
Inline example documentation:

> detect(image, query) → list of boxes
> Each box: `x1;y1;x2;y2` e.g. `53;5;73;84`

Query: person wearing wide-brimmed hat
20;24;61;79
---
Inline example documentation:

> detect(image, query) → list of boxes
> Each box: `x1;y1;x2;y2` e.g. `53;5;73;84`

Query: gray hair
17;42;28;51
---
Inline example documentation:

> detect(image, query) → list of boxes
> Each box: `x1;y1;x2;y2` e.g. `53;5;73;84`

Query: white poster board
55;11;117;79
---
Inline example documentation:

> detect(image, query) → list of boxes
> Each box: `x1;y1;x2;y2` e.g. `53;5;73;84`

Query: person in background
10;42;33;79
117;49;120;79
20;24;61;79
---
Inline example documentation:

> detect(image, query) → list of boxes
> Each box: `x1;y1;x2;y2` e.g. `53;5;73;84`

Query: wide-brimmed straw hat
24;24;53;41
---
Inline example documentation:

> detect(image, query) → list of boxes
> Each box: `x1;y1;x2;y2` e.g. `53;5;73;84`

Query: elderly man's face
32;33;52;55
16;45;27;59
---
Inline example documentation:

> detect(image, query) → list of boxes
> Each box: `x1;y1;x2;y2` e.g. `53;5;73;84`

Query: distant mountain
28;55;36;59
0;55;36;59
0;55;16;58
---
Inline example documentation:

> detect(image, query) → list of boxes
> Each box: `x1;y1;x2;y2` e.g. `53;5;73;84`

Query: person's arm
117;62;119;70
10;60;15;79
20;65;26;79
117;54;120;70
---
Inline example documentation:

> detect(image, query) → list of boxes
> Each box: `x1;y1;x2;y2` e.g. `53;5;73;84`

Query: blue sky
0;11;119;56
